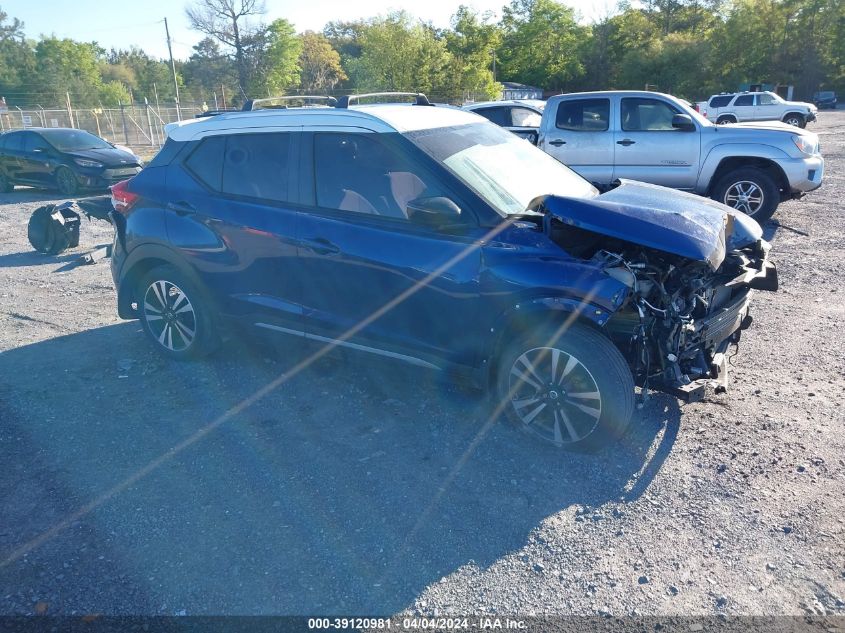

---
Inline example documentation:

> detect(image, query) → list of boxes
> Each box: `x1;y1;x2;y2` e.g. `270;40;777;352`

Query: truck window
734;95;754;106
474;107;509;127
620;98;680;131
555;99;609;131
709;95;733;108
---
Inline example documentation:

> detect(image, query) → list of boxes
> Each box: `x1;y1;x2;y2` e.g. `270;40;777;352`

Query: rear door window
734;95;754;106
185;135;225;190
555;99;609;131
222;133;292;202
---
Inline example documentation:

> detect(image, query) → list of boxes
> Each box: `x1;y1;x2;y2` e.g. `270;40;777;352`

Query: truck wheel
782;112;806;128
137;265;219;360
495;323;634;451
712;167;779;223
716;115;736;125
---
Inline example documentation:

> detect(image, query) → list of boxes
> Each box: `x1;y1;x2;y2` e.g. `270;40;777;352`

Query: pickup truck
534;90;824;222
695;91;817;127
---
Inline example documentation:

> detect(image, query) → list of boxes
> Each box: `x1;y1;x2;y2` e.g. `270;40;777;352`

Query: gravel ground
0;113;843;619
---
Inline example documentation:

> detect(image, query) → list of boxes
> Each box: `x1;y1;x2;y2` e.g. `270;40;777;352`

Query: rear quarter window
709;95;734;108
184;136;225;190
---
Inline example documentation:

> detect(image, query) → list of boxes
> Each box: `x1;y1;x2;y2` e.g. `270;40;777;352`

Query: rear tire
495;323;634;451
711;167;779;223
716;115;736;125
137;265;219;360
55;166;79;196
782;112;806;128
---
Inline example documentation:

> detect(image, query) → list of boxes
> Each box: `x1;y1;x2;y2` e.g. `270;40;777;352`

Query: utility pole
164;17;181;121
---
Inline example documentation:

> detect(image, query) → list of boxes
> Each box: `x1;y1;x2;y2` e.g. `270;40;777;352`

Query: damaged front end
537;181;778;402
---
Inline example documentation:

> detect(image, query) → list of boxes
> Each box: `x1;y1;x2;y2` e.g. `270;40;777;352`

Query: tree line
0;0;842;111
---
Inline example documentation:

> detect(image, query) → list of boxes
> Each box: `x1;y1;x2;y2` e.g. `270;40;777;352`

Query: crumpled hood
541;180;762;271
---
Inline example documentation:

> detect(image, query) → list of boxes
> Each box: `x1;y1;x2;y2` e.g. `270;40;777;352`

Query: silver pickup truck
536;90;824;222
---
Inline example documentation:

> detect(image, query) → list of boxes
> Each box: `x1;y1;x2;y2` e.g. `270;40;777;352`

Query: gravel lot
0;113;843;619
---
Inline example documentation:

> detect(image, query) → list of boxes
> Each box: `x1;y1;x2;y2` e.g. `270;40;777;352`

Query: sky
2;0;613;60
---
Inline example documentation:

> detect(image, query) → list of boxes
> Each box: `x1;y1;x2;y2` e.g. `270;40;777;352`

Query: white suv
697;91;817;128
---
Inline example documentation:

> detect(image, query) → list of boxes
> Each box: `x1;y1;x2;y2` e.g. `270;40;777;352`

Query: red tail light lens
110;179;140;214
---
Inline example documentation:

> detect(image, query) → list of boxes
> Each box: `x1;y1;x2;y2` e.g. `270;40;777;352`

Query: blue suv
109;95;777;450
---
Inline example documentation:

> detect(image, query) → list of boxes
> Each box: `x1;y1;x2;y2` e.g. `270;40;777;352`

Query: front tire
55;166;79;196
783;112;806;128
496;323;634;451
711;167;779;223
138;265;219;360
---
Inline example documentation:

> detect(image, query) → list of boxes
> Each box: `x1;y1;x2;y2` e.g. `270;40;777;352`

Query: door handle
548;139;567;146
304;237;341;256
166;201;196;215
616;139;636;146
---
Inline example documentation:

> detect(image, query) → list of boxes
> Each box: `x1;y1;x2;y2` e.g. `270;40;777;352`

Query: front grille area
695;289;751;347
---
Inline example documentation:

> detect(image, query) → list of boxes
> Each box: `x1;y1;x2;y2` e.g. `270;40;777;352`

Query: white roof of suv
165;104;484;142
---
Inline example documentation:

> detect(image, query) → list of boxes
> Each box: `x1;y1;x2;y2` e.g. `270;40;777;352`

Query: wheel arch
706;156;790;198
482;297;617;388
116;243;205;319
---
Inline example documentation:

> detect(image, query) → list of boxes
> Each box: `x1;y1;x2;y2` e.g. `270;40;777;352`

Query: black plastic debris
27;203;81;255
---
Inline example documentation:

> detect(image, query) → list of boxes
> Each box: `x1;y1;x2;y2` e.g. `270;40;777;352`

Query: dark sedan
0;128;142;196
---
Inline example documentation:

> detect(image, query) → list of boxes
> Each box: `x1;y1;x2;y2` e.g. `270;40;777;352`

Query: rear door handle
616;139;636;146
548;139;567;146
166;201;196;215
304;237;341;256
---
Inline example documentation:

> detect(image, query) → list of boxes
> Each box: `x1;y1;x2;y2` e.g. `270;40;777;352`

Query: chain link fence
0;103;208;150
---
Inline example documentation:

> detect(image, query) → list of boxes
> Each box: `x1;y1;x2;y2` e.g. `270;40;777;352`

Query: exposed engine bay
529;183;779;402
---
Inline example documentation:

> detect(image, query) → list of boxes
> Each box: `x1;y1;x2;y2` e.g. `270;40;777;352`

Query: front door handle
304;237;341;256
616;139;636;146
166;201;196;215
548;139;567;146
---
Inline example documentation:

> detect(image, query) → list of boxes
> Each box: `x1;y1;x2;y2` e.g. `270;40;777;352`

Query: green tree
498;0;589;90
347;12;458;100
0;8;36;101
299;31;347;92
259;18;302;94
445;6;502;100
34;37;104;105
99;80;132;106
181;37;237;103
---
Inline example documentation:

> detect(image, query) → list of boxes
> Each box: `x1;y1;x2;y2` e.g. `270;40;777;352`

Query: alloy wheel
508;346;602;446
785;116;803;127
143;280;197;352
724;180;764;216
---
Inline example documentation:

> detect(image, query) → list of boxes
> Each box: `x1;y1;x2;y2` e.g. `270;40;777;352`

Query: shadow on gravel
0;189;69;204
0;323;678;614
0;250;81;269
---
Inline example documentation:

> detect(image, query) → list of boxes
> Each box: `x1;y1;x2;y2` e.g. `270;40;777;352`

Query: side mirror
407;196;462;227
672;114;696;131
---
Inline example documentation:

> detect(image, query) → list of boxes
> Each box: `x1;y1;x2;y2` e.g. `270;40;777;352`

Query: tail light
110;179;139;214
693;103;700;112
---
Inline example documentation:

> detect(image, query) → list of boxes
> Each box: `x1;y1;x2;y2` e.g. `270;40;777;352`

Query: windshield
405;122;597;216
40;129;112;152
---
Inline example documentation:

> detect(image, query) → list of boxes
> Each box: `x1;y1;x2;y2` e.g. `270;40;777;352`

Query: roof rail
242;95;338;111
334;92;433;108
